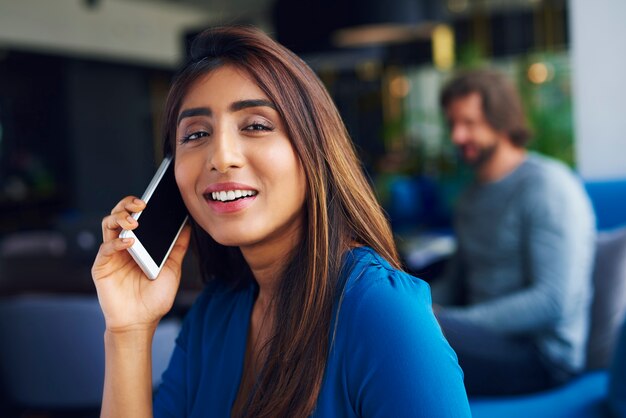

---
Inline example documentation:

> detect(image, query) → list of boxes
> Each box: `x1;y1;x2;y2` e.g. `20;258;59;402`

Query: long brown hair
163;25;400;417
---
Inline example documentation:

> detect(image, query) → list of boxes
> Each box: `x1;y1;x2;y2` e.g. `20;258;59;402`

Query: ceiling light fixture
331;0;446;48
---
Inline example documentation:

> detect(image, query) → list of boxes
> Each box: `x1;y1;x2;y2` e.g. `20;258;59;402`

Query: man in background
434;69;596;396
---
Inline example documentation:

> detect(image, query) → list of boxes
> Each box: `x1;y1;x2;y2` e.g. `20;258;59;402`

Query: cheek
174;164;189;193
175;157;200;200
175;166;206;229
272;147;305;192
473;124;497;144
257;145;306;210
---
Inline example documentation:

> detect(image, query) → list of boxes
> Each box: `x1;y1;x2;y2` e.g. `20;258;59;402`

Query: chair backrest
0;294;182;409
586;226;626;369
152;318;181;387
0;295;106;408
608;309;626;417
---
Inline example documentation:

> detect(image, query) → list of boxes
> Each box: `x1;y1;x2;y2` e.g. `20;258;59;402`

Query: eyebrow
229;99;277;112
177;107;211;125
177;99;277;126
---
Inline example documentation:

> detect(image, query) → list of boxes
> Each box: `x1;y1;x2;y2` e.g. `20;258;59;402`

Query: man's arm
438;176;595;334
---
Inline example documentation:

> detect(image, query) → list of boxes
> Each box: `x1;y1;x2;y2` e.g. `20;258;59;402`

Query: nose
450;123;468;145
207;127;245;173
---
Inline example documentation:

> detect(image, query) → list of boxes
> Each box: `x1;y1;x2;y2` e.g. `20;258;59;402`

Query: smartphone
120;156;188;280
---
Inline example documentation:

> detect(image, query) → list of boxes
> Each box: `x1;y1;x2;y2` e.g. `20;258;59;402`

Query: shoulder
337;247;437;339
331;248;470;416
519;153;584;194
517;154;590;207
340;247;432;313
515;154;595;229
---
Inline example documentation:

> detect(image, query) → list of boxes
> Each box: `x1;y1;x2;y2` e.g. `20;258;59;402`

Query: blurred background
0;0;624;417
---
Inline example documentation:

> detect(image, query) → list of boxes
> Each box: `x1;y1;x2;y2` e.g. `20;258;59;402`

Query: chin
205;226;263;248
211;236;250;247
459;155;477;166
466;158;482;167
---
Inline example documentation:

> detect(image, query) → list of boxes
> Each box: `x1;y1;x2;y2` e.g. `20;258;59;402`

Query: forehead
181;65;267;107
446;92;485;119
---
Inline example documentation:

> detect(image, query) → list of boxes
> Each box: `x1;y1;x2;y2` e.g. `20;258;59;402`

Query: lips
202;182;258;213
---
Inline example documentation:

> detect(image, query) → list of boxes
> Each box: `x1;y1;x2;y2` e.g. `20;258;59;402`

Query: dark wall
65;60;157;214
0;53;70;232
0;51;171;234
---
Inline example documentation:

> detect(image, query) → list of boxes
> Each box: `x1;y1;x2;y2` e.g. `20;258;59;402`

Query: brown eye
179;130;209;144
243;122;273;132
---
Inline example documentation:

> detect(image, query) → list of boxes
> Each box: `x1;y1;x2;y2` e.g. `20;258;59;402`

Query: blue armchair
471;307;626;418
584;178;626;231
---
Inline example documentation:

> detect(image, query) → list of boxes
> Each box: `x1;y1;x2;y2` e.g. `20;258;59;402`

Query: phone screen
133;161;188;266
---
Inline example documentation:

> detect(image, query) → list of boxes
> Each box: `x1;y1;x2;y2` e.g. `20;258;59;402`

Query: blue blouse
154;247;470;417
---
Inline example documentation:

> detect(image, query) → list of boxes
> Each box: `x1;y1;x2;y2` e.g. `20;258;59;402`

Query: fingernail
134;198;144;205
127;216;136;224
122;238;133;244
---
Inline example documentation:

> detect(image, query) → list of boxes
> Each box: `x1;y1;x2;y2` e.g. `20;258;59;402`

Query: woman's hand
92;196;191;333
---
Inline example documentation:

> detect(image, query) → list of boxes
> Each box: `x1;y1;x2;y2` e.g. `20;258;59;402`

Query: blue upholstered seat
470;371;609;418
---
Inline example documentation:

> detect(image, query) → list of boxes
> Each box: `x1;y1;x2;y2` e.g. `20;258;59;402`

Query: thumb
165;224;192;273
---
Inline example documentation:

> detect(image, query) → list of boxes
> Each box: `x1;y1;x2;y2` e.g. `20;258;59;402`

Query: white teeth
210;189;257;202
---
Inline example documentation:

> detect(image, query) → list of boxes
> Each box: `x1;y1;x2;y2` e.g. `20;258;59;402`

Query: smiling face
445;92;504;167
174;65;307;254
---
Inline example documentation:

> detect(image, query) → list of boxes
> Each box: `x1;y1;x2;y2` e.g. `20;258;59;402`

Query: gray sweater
437;153;596;372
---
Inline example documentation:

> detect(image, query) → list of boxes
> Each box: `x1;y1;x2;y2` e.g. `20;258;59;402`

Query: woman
92;25;470;417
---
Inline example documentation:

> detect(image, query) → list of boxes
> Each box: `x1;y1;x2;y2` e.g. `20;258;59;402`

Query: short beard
458;140;498;168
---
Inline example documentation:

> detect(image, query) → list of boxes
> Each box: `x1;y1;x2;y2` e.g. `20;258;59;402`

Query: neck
240;214;304;307
477;140;526;183
247;259;281;309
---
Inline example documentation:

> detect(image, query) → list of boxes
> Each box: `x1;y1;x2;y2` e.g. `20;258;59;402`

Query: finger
102;212;139;242
110;196;145;216
92;238;134;279
102;196;143;241
99;237;135;258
